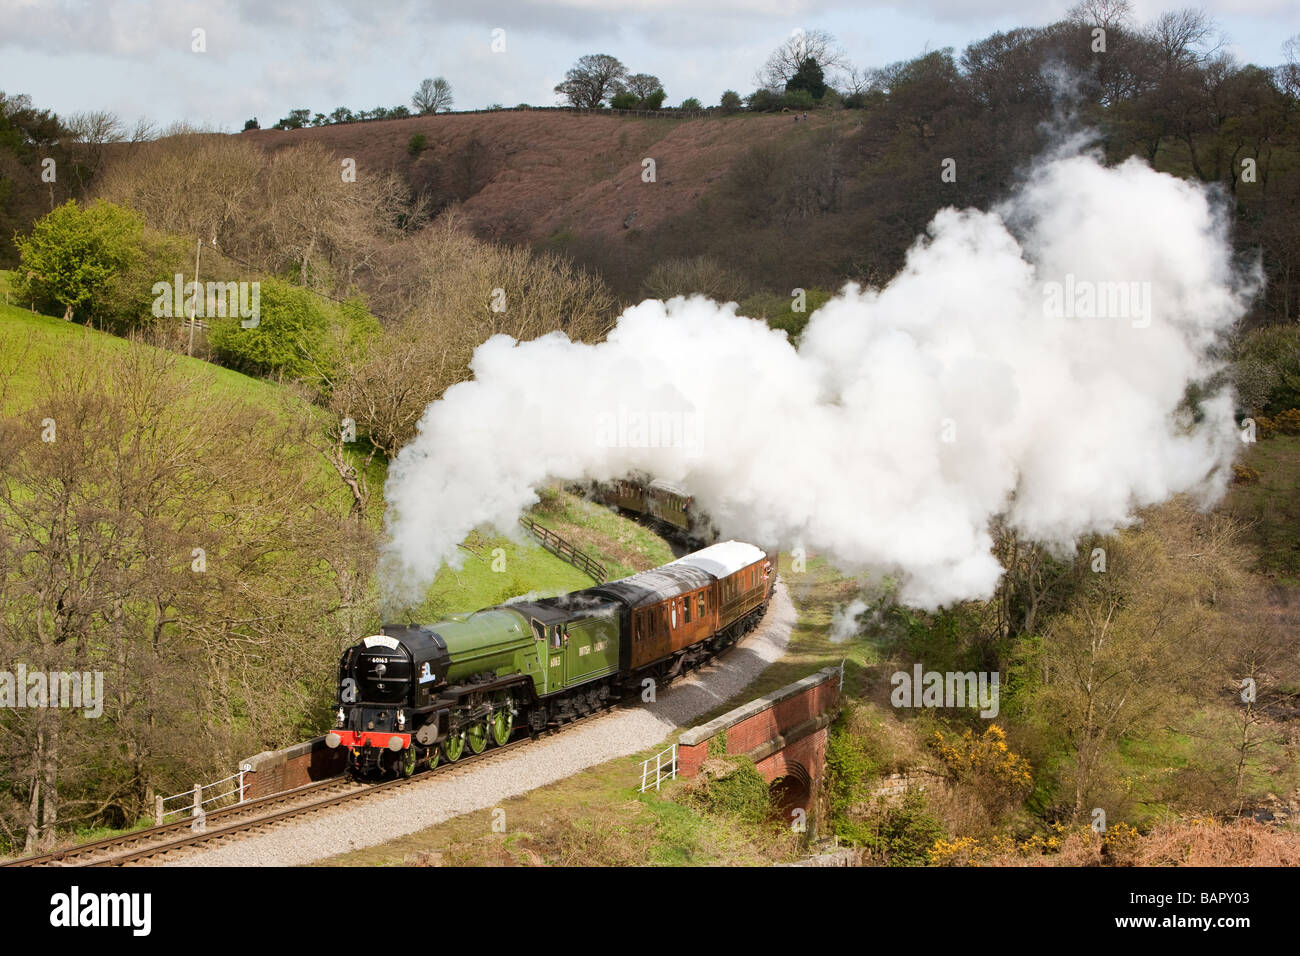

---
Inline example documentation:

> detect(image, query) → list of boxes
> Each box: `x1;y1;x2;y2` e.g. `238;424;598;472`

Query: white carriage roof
647;478;688;495
669;540;766;579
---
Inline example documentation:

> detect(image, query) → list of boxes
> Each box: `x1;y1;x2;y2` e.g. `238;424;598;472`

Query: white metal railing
154;767;249;831
640;743;677;793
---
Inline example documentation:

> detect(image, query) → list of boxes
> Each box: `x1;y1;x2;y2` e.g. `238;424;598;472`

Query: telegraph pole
187;238;201;356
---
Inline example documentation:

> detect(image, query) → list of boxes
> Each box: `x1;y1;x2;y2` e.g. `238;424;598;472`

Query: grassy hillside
0;294;655;619
247;111;811;249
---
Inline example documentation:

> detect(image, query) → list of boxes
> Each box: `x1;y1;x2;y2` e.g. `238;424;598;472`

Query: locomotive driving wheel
490;707;513;747
399;745;418;778
442;730;466;762
466;718;490;755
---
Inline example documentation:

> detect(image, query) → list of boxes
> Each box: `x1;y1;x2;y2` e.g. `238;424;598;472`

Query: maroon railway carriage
588;540;775;680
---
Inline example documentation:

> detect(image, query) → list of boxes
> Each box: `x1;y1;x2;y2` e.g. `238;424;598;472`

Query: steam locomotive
327;540;775;776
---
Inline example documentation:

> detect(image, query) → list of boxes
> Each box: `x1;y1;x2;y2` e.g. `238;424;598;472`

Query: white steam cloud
382;149;1254;610
830;599;870;644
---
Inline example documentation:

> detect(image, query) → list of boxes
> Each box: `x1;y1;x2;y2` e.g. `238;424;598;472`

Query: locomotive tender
327;540;776;776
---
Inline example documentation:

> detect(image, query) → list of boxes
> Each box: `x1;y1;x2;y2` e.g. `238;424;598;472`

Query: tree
242;117;260;131
1066;0;1133;31
679;97;702;111
786;56;827;99
1278;34;1300;97
14;199;142;322
625;73;663;101
0;91;77;264
207;277;379;386
65;110;124;146
0;343;378;850
642;255;746;302
757;29;845;90
331;218;616;457
554;54;629;108
275;109;310;130
412;77;453;114
720;90;742;112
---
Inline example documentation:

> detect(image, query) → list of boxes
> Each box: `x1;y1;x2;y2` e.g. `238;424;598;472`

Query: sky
2;0;1296;130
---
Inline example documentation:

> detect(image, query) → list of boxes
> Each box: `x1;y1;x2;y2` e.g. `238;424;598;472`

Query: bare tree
756;29;846;91
839;65;872;97
1146;8;1221;68
1278;34;1300;97
64;110;125;179
554;54;629;108
412;77;453;114
65;110;125;145
1066;0;1133;32
127;116;156;144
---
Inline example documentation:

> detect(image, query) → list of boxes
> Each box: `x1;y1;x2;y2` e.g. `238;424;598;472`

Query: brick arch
769;759;812;814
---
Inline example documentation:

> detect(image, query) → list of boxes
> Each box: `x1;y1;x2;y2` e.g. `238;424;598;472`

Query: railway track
3;708;623;868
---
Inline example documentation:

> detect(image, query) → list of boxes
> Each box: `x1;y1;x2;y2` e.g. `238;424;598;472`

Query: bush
739;287;832;343
781;89;817;111
208;278;378;388
408;133;427;156
1274;408;1300;435
681;756;774;826
876;790;946;866
745;88;781;112
642;255;748;302
610;90;638;110
1234;325;1300;414
680;97;702;111
720;90;742;112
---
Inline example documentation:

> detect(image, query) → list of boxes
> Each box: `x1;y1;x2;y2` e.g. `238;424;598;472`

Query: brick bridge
677;665;842;817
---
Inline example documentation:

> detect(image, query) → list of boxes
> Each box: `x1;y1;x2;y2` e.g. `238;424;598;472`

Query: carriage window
698;593;706;616
531;619;545;642
684;596;691;624
671;604;677;629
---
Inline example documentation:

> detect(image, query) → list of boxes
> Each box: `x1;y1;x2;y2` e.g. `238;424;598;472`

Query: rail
518;515;608;583
640;743;677;792
154;767;249;829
